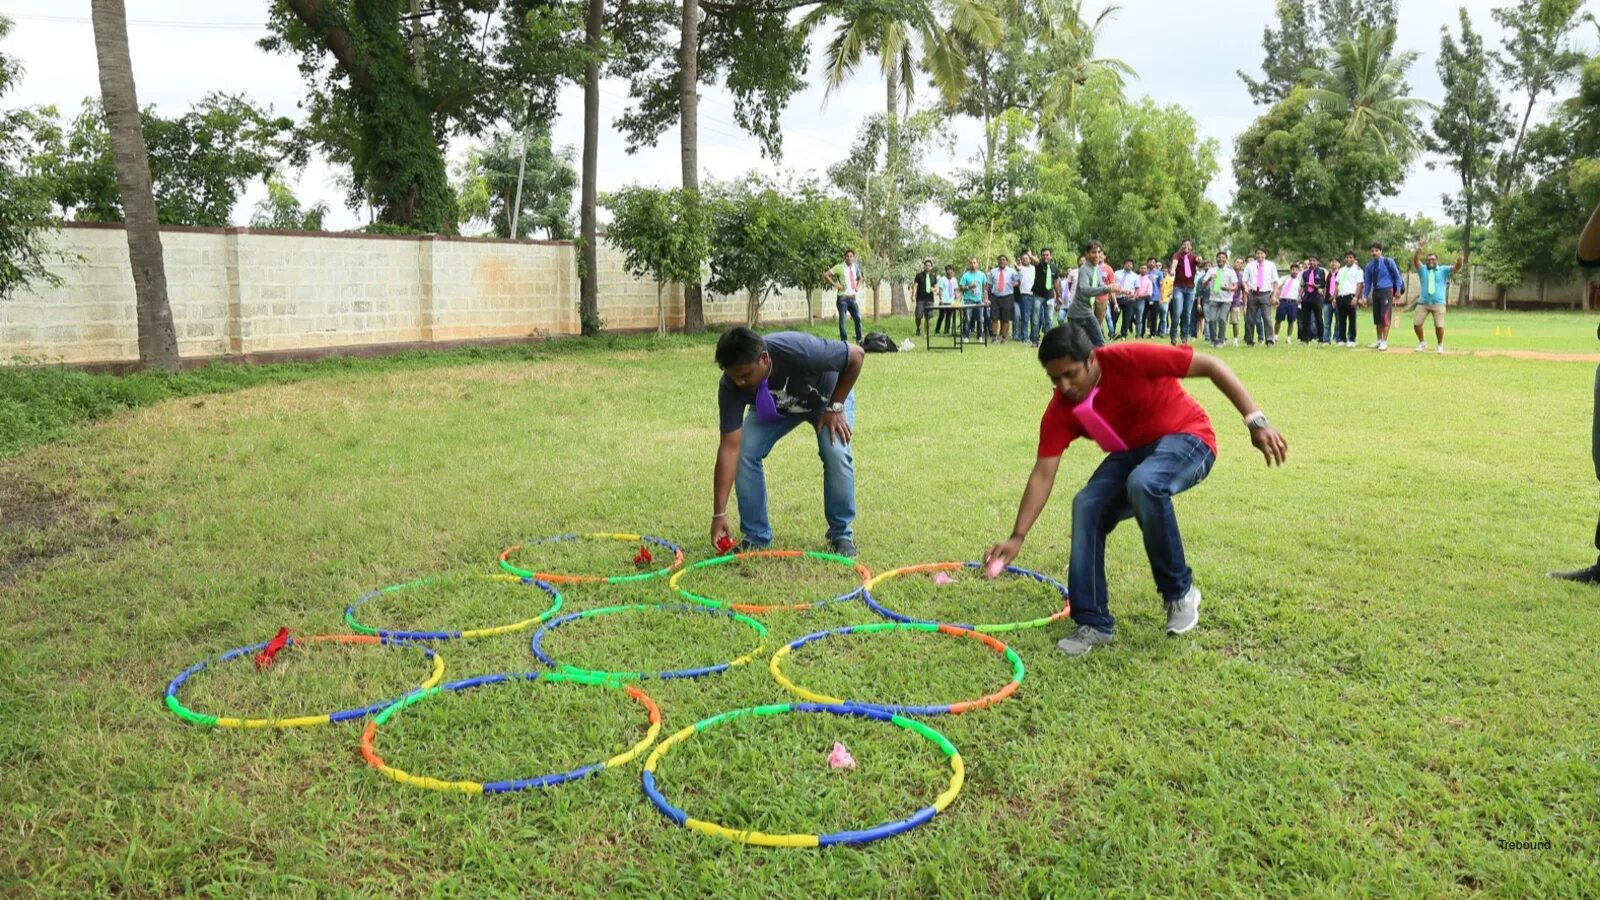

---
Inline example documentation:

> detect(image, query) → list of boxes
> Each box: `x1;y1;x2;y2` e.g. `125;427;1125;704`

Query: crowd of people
897;240;1464;354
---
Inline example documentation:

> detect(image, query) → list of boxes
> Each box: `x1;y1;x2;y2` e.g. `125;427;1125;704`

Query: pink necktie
1256;265;1264;291
999;270;1006;291
1182;256;1192;278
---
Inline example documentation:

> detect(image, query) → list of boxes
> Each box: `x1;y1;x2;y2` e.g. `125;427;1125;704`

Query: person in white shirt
1274;262;1303;343
1016;251;1039;345
1241;247;1280;347
1332;251;1364;346
1204;252;1237;347
936;264;960;335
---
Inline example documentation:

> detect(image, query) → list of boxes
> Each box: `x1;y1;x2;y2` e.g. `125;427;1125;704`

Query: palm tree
1032;0;1135;143
806;0;1001;316
679;0;705;332
579;0;601;335
89;0;178;371
1301;25;1432;163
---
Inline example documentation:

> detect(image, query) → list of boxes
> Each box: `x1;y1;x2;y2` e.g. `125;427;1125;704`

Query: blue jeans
1037;299;1056;337
1016;295;1036;343
735;393;856;547
1151;301;1169;337
1066;313;1105;347
836;296;862;343
1067;433;1215;633
1121;299;1147;338
1172;287;1196;340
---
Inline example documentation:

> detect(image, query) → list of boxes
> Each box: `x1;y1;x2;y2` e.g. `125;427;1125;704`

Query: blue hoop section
344;574;564;641
863;562;1071;633
530;603;768;681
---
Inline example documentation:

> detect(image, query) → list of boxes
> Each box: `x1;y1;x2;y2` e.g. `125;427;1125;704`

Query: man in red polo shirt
983;322;1288;656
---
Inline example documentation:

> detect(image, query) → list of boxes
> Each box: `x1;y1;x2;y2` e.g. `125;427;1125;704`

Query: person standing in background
1033;248;1063;347
959;256;987;342
989;255;1019;344
1171;240;1201;345
1069;240;1122;347
1205;252;1236;348
1017;251;1039;347
1299;255;1330;345
824;249;865;344
1410;245;1462;354
1333;251;1362;347
1242;248;1279;347
913;257;939;337
1274;262;1302;344
1359;242;1405;351
936;264;960;336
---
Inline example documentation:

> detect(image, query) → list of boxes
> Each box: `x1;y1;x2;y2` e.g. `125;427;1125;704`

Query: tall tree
1240;0;1397;105
1031;1;1134;144
1301;25;1431;164
1490;0;1587;199
579;0;602;334
453;127;577;239
678;0;704;332
609;2;809;330
1429;7;1510;299
89;0;178;371
0;15;60;300
601;185;707;335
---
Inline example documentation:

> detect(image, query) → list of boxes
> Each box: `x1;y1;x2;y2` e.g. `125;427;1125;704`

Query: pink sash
1071;387;1129;453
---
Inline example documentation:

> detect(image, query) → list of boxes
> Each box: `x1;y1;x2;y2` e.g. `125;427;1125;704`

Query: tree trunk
891;281;906;319
884;63;908;318
90;0;178;372
579;0;602;334
656;282;666;336
679;0;706;332
747;288;760;327
1458;198;1472;305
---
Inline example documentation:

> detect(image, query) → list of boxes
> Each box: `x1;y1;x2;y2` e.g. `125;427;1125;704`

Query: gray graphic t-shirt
718;332;849;433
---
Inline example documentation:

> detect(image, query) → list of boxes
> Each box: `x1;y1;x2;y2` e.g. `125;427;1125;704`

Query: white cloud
3;0;1593;234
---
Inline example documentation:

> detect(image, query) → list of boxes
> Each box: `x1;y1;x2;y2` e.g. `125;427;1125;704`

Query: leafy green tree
250;180;329;230
45;95;297;226
600;185;707;335
1490;0;1587;199
705;175;858;326
0;15;60;301
1429;7;1510;297
1231;88;1406;257
1239;0;1396;105
1300;25;1431;164
453;127;576;239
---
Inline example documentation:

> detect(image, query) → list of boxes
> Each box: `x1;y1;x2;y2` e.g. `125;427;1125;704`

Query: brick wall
1;224;888;365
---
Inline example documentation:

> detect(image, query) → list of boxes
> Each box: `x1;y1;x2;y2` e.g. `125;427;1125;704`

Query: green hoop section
344;573;563;641
669;549;872;613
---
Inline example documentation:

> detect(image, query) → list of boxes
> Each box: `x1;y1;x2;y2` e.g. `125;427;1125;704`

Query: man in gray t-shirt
1068;240;1122;347
711;328;865;557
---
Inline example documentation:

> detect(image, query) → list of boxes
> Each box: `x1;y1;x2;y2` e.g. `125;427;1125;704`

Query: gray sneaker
829;538;858;559
1165;585;1201;635
1056;625;1114;656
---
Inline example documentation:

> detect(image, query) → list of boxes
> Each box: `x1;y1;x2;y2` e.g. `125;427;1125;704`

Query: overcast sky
2;0;1595;235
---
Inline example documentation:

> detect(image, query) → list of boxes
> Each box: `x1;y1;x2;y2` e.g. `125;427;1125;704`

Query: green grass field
2;308;1599;895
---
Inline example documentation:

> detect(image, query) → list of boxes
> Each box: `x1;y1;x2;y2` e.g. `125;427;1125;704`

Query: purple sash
754;378;785;423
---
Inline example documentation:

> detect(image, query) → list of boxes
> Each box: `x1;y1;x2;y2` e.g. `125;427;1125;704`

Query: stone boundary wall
1;224;892;365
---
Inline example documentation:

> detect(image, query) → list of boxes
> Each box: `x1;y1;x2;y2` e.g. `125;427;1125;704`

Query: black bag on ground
861;332;898;353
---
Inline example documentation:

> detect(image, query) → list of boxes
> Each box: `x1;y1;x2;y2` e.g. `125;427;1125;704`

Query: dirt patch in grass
1473;349;1600;362
0;470;122;587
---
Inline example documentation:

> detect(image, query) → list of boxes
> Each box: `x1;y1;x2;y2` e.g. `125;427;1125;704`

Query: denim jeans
1037;299;1056;337
1067;313;1105;347
1121;299;1147;338
836;295;862;343
1245;292;1273;345
963;305;982;338
1067;433;1215;632
735;393;856;547
1016;295;1036;343
1172;287;1196;340
1205;301;1230;345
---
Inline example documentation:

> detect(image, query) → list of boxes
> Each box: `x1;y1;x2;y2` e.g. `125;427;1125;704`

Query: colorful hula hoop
530;603;767;681
669;549;872;613
498;533;684;584
165;634;445;729
769;622;1025;716
359;671;662;795
345;574;564;641
864;562;1071;633
642;702;964;848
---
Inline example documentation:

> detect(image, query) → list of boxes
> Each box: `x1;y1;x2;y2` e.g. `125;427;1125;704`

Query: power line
2;12;266;31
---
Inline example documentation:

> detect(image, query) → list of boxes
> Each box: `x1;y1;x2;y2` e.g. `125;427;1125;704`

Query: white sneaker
1436;345;1445;354
1376;341;1388;351
1347;341;1358;348
1367;341;1381;349
1414;341;1426;352
1232;338;1240;346
1164;585;1202;635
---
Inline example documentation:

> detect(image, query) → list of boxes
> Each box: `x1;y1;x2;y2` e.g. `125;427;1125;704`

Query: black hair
715;326;766;369
1123;258;1135;266
1038;321;1096;365
1369;242;1384;252
1040;246;1053;254
1082;239;1102;254
1345;249;1358;258
1254;246;1266;253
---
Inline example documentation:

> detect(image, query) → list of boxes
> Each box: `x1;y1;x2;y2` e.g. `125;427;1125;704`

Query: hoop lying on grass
641;702;964;848
769;622;1025;716
669;549;872;613
344;574;564;641
864;562;1071;633
530;603;768;680
498;533;684;584
359;671;662;795
165;634;445;728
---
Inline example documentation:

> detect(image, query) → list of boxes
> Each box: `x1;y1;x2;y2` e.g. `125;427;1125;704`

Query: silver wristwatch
826;401;846;414
1243;411;1269;430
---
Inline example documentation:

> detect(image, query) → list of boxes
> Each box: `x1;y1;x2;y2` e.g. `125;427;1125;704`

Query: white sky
2;0;1594;235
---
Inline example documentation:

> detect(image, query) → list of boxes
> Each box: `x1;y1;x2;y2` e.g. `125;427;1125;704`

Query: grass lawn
2;307;1599;895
